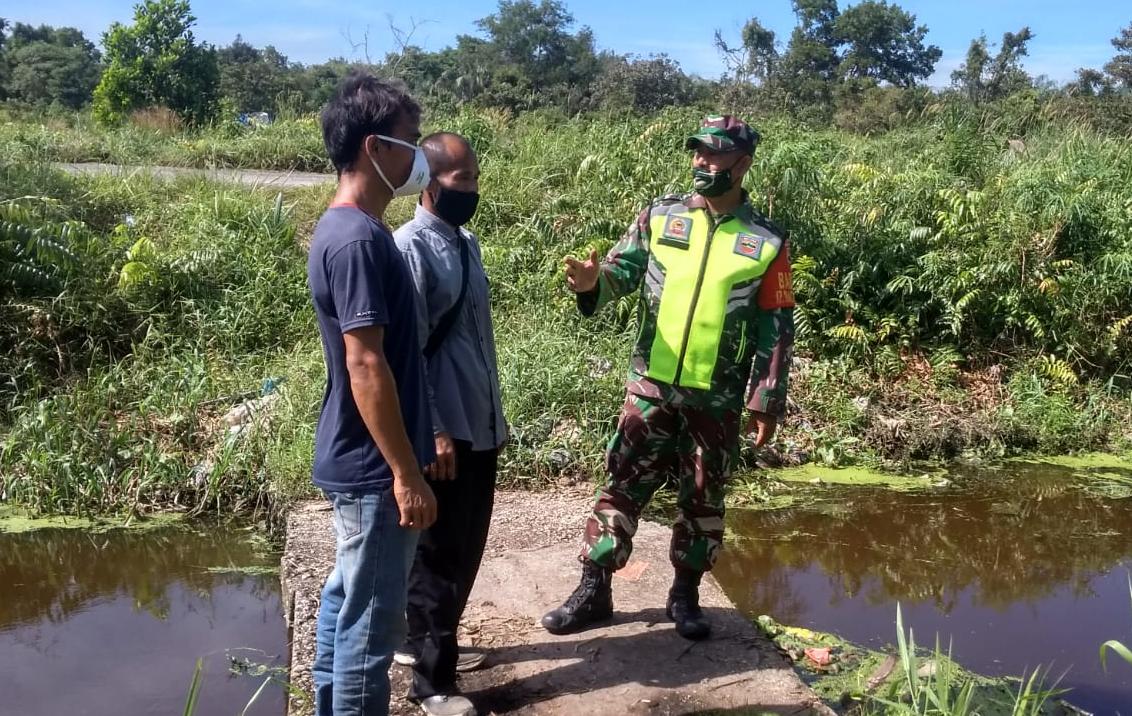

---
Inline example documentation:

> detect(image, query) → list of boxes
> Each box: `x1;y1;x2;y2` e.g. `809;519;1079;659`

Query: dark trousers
406;441;498;699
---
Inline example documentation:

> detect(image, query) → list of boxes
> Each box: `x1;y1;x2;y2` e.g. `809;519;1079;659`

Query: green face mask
692;167;733;197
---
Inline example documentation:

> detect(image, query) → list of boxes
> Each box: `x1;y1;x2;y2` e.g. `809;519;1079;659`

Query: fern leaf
1038;355;1078;385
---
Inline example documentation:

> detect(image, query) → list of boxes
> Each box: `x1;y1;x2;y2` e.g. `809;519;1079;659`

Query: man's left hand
426;432;457;480
745;411;778;447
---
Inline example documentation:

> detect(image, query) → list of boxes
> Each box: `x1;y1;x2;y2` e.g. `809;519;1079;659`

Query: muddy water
715;462;1132;714
0;524;286;715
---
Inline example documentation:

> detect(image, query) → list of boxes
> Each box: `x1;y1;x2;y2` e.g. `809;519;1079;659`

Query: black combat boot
666;568;712;640
540;560;613;634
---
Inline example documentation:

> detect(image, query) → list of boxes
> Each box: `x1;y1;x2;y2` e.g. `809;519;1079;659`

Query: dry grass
129;106;185;135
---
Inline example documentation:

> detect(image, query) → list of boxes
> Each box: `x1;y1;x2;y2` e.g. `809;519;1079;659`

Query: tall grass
1099;575;1132;674
1;104;1131;517
182;659;204;716
0;108;330;172
180;652;309;716
1;163;318;517
862;605;1063;715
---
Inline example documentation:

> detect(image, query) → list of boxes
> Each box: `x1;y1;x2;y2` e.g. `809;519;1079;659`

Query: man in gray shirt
393;132;507;716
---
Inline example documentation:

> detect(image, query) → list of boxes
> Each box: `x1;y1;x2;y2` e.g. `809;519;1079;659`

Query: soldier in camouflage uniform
541;116;796;640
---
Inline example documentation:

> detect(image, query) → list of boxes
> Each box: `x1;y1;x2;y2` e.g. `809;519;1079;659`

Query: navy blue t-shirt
307;204;435;492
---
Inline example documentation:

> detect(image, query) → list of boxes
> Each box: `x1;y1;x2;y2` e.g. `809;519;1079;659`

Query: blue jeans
312;489;418;716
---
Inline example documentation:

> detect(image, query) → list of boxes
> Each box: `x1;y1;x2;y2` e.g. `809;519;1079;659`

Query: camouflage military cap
685;115;760;155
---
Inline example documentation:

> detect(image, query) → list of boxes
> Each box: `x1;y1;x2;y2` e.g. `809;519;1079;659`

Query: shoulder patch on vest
733;233;764;260
659;214;692;249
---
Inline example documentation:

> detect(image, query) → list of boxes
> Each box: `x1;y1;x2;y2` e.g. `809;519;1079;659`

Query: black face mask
431;186;480;227
692;152;748;197
692;167;733;197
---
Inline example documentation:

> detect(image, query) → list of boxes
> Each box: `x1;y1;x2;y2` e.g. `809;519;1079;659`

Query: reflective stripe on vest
646;209;781;390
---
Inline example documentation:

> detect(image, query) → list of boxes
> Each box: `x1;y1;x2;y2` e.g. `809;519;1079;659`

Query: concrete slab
281;492;833;716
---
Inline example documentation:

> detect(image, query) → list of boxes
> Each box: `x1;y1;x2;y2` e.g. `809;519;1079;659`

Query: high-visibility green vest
644;207;783;391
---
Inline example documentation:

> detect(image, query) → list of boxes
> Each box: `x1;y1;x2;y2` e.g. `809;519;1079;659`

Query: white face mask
368;135;430;198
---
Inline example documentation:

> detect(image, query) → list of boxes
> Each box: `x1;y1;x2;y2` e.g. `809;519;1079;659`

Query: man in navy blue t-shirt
307;73;439;716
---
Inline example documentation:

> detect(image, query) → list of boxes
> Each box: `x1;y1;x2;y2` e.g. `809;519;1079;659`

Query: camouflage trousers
582;391;741;573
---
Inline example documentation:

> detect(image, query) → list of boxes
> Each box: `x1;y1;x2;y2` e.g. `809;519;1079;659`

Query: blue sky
8;0;1128;85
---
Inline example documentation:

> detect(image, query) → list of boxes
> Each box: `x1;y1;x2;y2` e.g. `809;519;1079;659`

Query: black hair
420;132;473;176
320;72;421;175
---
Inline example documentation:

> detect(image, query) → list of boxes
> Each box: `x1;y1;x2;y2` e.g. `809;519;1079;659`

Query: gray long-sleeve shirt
394;204;508;451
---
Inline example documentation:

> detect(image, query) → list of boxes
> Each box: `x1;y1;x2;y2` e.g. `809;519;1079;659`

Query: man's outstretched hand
564;249;600;293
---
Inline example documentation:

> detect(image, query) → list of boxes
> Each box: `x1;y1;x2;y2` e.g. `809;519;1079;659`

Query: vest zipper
672;214;719;387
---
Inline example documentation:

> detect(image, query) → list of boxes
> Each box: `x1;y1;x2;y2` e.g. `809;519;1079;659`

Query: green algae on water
771;464;943;490
1009;453;1132;498
1012;452;1132;473
0;506;185;534
206;565;279;576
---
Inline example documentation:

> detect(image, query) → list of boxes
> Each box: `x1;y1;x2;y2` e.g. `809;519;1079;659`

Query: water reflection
0;524;286;716
714;464;1132;713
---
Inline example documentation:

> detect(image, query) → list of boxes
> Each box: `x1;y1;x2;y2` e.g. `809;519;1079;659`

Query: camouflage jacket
578;192;795;415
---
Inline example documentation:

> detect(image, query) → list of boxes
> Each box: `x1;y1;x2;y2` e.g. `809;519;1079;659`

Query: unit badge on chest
659;215;692;249
733;233;764;260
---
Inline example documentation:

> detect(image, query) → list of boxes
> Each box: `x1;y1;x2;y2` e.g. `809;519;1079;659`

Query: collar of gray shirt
412;203;464;243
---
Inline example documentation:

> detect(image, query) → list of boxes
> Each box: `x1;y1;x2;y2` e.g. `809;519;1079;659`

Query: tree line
0;0;1130;131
